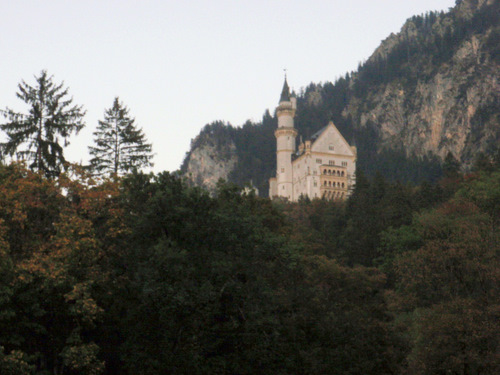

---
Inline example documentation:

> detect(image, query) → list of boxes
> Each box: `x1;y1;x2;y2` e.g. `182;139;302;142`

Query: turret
274;76;297;200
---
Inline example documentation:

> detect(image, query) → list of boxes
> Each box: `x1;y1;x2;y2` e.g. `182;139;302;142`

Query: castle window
329;160;334;165
316;159;322;164
314;181;317;187
337;171;340;176
329;144;334;150
342;161;347;167
341;171;345;177
342;183;345;188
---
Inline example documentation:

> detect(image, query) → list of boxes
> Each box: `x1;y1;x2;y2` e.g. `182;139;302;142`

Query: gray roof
279;78;290;102
310;126;327;142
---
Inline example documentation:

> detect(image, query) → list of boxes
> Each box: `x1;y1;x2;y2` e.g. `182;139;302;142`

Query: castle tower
274;77;297;200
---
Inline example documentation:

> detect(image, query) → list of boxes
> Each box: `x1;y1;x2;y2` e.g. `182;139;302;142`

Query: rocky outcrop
345;0;499;165
182;123;238;192
182;0;499;189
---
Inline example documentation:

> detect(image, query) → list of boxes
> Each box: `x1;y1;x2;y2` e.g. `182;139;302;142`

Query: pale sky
1;0;456;173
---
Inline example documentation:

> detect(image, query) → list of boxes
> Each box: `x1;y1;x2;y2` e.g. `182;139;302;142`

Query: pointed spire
279;72;290;103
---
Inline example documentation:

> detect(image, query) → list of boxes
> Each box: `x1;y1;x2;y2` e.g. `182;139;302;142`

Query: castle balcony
319;165;348;200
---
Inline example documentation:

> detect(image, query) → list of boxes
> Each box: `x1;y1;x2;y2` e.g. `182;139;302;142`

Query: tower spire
279;71;291;103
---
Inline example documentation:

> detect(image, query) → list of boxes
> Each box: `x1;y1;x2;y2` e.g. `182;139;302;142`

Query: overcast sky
1;0;456;173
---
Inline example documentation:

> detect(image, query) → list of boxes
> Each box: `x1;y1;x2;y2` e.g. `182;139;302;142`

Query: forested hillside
1;1;499;374
181;0;499;195
0;152;498;374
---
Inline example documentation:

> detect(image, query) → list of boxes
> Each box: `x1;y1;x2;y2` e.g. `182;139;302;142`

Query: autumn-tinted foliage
0;164;123;374
0;161;498;374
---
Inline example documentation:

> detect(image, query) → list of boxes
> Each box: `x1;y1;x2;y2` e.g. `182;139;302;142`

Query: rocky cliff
182;0;499;190
182;122;238;192
346;0;499;165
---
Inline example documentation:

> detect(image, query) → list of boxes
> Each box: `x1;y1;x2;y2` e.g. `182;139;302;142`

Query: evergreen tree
442;151;461;178
0;70;85;178
89;97;153;176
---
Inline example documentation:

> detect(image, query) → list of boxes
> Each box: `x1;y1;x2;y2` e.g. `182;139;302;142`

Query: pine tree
0;70;85;178
89;97;153;176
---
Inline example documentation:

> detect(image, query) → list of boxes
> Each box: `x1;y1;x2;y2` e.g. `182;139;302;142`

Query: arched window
341;171;345;177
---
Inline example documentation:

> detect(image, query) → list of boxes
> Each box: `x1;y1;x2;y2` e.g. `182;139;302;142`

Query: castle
269;77;357;201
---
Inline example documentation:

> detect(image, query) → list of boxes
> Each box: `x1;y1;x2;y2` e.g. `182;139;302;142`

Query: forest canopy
0;156;498;374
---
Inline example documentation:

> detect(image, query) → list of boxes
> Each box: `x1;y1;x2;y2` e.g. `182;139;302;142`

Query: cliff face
182;0;499;189
181;122;238;192
346;0;499;165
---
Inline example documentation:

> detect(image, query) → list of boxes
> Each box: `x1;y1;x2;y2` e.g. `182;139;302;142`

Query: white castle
269;77;357;201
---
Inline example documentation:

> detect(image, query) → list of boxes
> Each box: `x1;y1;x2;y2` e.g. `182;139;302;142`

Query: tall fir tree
0;70;85;178
89;97;153;176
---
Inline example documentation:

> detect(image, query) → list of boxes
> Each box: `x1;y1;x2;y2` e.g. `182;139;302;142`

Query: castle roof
310;126;327;142
279;77;291;102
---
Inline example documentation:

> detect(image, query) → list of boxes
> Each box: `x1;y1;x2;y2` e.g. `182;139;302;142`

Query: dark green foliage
0;2;498;373
89;97;153;176
184;72;444;191
443;151;461;178
0;346;32;375
0;159;498;374
294;79;353;144
229;112;277;195
380;170;500;373
354;126;443;184
181;115;277;196
117;173;400;374
186;120;236;159
182;1;499;192
0;70;85;178
353;2;500;95
340;172;416;266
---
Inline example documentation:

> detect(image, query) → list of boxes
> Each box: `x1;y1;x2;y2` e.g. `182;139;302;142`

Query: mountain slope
181;0;499;194
348;0;499;163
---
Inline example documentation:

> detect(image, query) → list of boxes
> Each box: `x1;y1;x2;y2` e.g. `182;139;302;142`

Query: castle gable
311;122;354;156
270;79;356;201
